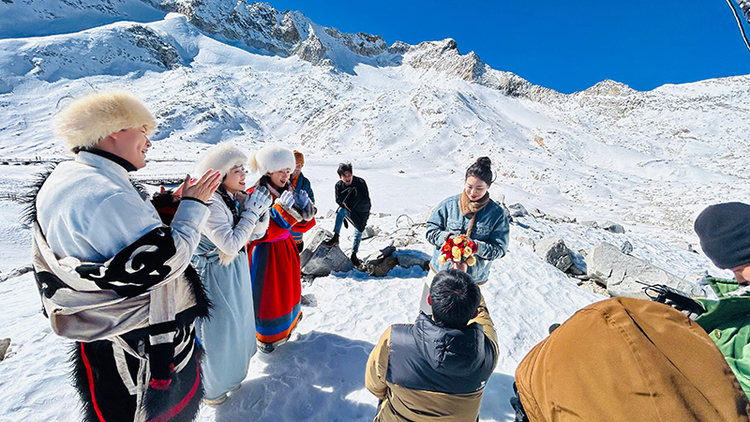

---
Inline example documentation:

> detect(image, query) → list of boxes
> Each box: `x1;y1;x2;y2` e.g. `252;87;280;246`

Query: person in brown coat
365;269;498;421
513;297;750;422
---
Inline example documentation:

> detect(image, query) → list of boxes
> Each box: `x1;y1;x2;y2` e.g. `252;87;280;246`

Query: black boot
324;233;339;247
350;252;361;267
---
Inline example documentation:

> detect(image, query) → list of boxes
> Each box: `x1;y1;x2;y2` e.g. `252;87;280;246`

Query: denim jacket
426;194;509;283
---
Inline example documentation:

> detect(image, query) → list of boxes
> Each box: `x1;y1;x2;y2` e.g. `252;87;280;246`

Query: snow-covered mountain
0;1;748;421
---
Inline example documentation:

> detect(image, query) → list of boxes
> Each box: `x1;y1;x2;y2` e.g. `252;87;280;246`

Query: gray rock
362;246;398;277
0;338;9;361
301;228;353;277
528;208;546;218
361;225;380;240
507;203;529;218
620;240;634;255
586;242;705;299
601;221;625;234
580;220;599;228
394;251;430;271
534;237;573;272
516;237;536;248
324;209;337;219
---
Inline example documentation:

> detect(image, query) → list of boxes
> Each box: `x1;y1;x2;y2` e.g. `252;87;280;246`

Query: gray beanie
694;202;750;269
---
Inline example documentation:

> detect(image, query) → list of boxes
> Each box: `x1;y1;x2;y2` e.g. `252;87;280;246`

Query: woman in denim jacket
419;157;510;314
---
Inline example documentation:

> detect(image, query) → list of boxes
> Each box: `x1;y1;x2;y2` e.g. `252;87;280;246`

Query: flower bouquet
437;234;478;267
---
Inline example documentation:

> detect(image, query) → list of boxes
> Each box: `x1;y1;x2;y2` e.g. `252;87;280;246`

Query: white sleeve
202;199;257;255
85;193;208;279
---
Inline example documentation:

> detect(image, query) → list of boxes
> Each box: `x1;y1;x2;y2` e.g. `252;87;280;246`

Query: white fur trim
250;211;270;241
54;90;155;151
194;142;249;178
249;145;295;175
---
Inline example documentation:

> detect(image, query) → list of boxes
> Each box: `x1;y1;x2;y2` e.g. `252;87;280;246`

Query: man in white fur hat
29;90;221;422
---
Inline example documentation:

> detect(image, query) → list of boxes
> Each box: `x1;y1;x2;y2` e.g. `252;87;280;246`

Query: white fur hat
194;142;249;178
249;145;295;175
54;90;156;151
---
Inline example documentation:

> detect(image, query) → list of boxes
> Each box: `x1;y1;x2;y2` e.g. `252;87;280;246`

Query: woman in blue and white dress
191;142;272;405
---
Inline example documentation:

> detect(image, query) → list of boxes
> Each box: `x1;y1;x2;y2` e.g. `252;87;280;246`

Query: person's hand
181;170;221;203
453;261;468;273
295;190;310;209
245;186;272;222
279;190;295;209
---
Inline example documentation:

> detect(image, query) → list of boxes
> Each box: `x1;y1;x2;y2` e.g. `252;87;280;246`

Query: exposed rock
586;242;705;299
300;228;353;277
528;208;546;219
324;209;336;219
361;225;380;240
580;220;599;228
601;221;625;234
362;246;398;277
124;25;181;70
534;237;573;272
393;251;430;271
0;265;33;283
516;237;535;248
507;203;529;218
291;32;328;65
620;240;634;255
0;338;9;361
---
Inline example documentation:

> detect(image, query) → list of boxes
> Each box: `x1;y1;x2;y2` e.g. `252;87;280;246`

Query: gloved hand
244;186;272;225
295;190;310;210
278;190;295;209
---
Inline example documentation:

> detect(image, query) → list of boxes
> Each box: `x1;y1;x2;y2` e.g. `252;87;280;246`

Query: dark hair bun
465;156;494;185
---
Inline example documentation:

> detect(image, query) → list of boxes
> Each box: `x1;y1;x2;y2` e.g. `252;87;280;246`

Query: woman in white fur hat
191;142;273;405
247;145;316;353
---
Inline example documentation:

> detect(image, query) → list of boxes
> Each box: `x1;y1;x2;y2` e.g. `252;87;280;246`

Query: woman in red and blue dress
247;145;316;353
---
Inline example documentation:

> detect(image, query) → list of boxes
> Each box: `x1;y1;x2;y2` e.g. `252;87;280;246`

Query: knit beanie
694;202;750;269
294;150;305;166
54;90;155;152
194;142;249;178
249;145;295;175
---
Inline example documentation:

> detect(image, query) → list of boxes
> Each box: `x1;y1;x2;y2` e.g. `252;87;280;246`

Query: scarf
459;191;490;238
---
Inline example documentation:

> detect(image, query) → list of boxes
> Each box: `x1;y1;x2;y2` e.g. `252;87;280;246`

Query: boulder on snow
0;338;9;361
362;246;399;277
361;225;380;240
507;203;529;218
586;242;705;299
393;251;430;271
534;236;573;272
301;228;353;277
516;236;536;248
601;221;625;234
620;240;634;255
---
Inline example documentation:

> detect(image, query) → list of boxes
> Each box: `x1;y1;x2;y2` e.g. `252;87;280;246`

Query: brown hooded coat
515;297;750;422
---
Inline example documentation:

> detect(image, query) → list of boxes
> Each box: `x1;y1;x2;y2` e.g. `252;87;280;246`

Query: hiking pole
725;0;750;52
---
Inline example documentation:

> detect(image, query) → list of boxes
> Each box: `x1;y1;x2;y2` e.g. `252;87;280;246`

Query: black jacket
387;313;496;394
334;175;371;231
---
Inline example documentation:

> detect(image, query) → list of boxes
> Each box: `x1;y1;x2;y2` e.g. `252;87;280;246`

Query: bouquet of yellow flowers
437;234;478;267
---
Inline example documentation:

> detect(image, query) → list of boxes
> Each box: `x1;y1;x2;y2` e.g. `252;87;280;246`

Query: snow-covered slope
0;1;747;421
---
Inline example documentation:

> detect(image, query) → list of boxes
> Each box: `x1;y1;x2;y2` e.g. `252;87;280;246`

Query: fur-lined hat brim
194;142;249;178
54;90;155;151
249;145;295;175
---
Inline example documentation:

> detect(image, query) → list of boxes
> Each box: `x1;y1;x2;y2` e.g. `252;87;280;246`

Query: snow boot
350;252;361;267
324;232;339;247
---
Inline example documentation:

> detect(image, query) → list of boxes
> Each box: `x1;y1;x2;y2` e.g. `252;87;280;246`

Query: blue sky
267;0;749;93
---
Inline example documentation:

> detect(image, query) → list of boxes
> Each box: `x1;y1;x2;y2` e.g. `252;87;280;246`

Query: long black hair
465;156;494;186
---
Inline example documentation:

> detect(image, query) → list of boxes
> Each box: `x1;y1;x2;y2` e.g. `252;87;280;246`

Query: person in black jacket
365;269;498;421
324;162;371;266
